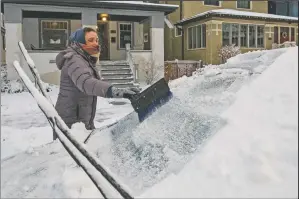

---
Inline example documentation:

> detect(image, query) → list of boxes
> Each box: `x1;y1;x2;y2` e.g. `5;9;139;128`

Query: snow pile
1;47;297;198
142;47;298;198
85;48;291;195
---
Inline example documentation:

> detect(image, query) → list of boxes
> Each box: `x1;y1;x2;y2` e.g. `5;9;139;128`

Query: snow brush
129;78;173;122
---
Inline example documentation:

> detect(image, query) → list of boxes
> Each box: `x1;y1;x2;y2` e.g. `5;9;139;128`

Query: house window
291;28;295;42
222;23;230;46
40;20;69;50
289;2;299;17
144;33;148;43
202;24;206;47
248;25;256;48
257;26;264;47
237;0;251;9
175;26;182;37
232;24;239;46
2;34;5;50
240;24;248;47
187;24;206;49
119;23;132;49
204;0;220;6
222;23;264;48
276;1;288;16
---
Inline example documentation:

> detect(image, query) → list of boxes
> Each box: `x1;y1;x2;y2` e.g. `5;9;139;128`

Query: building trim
2;0;178;15
175;9;298;26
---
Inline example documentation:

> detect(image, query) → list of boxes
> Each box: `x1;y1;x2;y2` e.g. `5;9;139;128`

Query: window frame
222;23;265;49
144;33;148;43
236;0;252;10
39;19;70;50
175;26;182;37
118;22;133;50
187;24;206;50
203;0;221;7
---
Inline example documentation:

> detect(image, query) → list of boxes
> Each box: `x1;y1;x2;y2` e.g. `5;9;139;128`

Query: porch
3;1;178;84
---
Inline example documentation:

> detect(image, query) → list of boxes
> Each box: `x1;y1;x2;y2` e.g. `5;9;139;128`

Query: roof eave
2;0;178;15
175;13;298;26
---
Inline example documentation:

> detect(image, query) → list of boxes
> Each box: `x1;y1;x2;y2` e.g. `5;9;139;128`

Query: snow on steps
98;60;139;88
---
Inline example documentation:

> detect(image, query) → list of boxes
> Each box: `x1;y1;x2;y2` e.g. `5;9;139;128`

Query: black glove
110;87;141;99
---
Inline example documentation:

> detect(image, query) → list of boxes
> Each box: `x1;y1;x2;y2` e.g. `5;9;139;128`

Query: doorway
97;23;109;60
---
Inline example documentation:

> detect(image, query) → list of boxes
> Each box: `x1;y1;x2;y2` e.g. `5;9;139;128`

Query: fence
164;60;203;82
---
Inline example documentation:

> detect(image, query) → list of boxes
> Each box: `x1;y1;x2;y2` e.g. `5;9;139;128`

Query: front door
97;23;109;60
280;27;290;44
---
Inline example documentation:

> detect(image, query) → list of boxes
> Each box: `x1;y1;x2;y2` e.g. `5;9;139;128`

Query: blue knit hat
69;28;86;44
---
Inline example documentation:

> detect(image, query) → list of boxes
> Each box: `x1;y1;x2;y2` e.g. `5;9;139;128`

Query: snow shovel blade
129;78;173;122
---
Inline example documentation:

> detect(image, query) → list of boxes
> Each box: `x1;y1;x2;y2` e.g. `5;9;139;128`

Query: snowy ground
1;47;297;198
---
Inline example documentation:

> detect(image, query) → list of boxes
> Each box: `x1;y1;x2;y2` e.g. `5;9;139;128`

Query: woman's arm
67;57;112;97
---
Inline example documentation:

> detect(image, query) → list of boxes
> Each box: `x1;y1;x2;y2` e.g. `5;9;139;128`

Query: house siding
183;17;298;65
164;1;181;60
164;0;297;64
183;1;268;19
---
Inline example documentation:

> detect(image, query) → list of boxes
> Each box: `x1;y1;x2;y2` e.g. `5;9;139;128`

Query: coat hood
55;47;76;70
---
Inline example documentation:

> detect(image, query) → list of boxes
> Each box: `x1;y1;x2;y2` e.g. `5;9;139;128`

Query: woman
55;27;140;130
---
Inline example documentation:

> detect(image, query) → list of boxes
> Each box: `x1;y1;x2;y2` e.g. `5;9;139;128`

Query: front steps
98;61;139;88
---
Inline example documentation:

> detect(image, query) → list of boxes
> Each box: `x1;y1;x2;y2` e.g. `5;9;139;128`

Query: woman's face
85;31;99;46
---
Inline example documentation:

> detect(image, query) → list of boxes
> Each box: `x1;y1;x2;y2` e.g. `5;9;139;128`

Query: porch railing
164;60;203;82
125;43;137;83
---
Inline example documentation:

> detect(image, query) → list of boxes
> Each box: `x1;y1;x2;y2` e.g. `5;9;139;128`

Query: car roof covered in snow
175;9;298;26
1;0;178;15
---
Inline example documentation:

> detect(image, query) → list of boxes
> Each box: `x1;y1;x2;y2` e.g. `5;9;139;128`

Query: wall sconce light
99;14;109;22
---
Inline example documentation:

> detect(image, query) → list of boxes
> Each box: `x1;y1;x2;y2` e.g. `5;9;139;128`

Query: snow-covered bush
272;41;297;49
1;64;52;94
1;64;26;93
218;44;241;64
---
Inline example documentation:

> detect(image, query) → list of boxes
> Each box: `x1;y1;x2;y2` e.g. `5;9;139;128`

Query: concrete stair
98;61;139;88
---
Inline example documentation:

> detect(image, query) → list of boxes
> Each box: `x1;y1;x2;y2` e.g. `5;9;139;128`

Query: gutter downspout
180;0;184;60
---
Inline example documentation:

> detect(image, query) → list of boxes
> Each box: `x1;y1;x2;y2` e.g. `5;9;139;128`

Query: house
268;0;298;17
1;13;5;65
163;0;298;65
1;0;178;86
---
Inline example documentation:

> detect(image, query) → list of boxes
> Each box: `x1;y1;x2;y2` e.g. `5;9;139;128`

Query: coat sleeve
67;57;112;97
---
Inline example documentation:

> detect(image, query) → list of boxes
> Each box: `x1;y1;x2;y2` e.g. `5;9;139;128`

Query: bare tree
139;57;161;85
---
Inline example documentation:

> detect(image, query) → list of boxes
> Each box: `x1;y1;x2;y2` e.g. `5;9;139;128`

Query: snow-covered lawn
1;47;297;198
1;86;133;160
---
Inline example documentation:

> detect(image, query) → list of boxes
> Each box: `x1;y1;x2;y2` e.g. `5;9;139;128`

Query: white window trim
118;22;133;50
187;24;206;50
222;23;265;49
236;0;252;10
40;19;69;48
175;26;182;37
203;0;221;7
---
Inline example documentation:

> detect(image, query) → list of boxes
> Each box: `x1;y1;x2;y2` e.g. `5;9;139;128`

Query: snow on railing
125;43;137;83
14;42;135;199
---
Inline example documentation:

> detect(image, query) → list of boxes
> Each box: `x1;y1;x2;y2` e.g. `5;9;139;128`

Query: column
4;4;24;80
265;24;275;49
150;13;164;71
205;20;222;65
81;9;98;30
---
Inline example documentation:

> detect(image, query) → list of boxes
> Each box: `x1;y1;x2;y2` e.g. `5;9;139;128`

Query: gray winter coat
55;46;111;130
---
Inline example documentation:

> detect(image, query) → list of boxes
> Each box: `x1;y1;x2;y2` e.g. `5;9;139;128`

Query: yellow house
163;0;298;65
